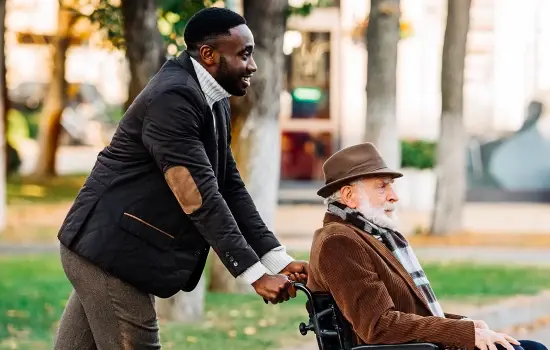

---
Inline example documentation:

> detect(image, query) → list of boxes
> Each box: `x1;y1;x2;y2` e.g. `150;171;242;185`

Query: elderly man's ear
340;186;358;209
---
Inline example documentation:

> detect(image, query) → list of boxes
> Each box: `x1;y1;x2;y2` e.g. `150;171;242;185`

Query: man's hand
252;274;295;304
472;319;490;330
475;328;520;350
280;260;309;284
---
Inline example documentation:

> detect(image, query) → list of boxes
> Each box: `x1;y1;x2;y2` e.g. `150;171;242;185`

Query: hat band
326;163;387;185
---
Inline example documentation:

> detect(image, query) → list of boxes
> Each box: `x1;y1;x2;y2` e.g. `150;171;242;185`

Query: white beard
357;197;399;231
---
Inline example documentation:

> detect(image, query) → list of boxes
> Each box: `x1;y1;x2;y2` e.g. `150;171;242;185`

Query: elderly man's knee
495;340;549;350
517;340;548;350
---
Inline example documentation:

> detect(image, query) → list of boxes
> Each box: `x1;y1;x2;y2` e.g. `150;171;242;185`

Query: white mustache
383;202;396;211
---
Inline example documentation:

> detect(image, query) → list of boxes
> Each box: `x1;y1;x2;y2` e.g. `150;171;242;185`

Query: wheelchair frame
293;282;440;350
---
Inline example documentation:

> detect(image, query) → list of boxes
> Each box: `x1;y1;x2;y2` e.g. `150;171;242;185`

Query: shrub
400;139;436;169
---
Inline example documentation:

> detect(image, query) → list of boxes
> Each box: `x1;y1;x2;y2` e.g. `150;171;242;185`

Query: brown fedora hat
317;142;403;198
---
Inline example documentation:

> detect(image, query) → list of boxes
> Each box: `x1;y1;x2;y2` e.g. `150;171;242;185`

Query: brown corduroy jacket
306;213;475;349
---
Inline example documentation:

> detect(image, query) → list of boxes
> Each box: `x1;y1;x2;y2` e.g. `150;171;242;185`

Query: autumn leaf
243;326;257;335
186;336;198;343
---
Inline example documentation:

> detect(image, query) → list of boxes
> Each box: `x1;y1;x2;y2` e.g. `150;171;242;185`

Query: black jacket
57;52;282;298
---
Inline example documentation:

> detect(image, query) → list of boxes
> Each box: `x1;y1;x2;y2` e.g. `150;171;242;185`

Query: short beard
356;189;399;231
216;56;243;96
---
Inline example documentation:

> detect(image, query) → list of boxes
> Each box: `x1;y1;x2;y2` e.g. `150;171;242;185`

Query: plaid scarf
327;201;445;318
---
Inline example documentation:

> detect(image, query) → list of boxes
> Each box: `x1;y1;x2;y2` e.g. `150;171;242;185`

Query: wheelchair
293;282;440;350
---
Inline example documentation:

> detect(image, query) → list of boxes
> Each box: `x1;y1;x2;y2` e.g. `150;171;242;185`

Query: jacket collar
189;56;230;109
175;51;199;84
322;212;432;312
175;51;230;108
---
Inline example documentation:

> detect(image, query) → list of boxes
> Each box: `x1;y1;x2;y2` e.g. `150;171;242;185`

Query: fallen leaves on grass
186;336;199;343
6;310;28;318
18;185;46;198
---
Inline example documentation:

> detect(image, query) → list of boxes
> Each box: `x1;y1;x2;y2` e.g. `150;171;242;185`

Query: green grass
3;254;550;350
7;175;86;205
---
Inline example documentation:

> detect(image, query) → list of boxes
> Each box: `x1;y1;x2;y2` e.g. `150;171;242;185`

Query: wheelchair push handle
262;280;312;304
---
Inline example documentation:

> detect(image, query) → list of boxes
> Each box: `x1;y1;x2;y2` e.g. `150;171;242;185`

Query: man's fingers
277;287;289;303
487;342;498;350
502;334;520;346
288;284;297;298
495;335;515;350
476;341;488;350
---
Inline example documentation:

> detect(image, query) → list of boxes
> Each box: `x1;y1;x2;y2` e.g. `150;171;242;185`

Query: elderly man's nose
387;187;399;202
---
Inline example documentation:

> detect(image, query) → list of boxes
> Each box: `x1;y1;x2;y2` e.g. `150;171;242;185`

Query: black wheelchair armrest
352;343;439;350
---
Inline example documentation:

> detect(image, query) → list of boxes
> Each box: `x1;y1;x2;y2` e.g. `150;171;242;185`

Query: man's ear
198;45;217;66
341;186;358;209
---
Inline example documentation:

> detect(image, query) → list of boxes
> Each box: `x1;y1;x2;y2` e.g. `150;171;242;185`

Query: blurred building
280;0;550;186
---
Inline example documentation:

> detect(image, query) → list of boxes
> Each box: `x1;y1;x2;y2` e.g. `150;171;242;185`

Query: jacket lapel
323;213;432;312
213;100;229;184
174;51;223;177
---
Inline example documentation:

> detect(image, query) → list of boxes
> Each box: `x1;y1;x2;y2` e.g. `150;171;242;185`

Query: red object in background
281;131;333;181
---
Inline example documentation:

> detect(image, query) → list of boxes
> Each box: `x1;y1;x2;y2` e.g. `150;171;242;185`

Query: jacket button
233;261;238;267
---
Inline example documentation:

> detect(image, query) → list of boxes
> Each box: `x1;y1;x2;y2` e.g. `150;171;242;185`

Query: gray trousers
54;244;161;349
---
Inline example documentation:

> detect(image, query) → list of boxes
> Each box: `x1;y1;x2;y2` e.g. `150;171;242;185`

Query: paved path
0;243;58;254
411;246;550;266
2;242;550;267
525;326;550;343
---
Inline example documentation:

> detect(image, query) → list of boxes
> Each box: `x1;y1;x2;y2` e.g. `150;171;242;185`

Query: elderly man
306;142;547;350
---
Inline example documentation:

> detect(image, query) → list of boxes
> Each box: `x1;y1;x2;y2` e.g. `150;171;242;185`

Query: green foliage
87;0;125;49
400;139;437;169
83;0;322;53
157;0;217;50
7;109;40;143
84;0;209;51
7;110;30;144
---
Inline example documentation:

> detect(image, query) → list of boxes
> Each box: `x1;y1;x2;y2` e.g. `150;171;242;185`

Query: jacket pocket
120;212;174;251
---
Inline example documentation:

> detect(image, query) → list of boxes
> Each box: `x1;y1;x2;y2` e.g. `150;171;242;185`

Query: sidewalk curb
469;290;550;333
281;291;550;350
0;243;58;254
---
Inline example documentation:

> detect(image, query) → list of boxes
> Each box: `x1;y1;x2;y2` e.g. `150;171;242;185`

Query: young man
307;142;547;350
54;7;307;349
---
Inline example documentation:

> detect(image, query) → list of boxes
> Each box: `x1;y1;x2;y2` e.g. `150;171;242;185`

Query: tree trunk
0;0;9;178
30;8;75;179
365;0;401;170
156;272;206;323
121;0;166;109
0;0;6;232
121;0;203;321
430;0;472;236
209;0;288;294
